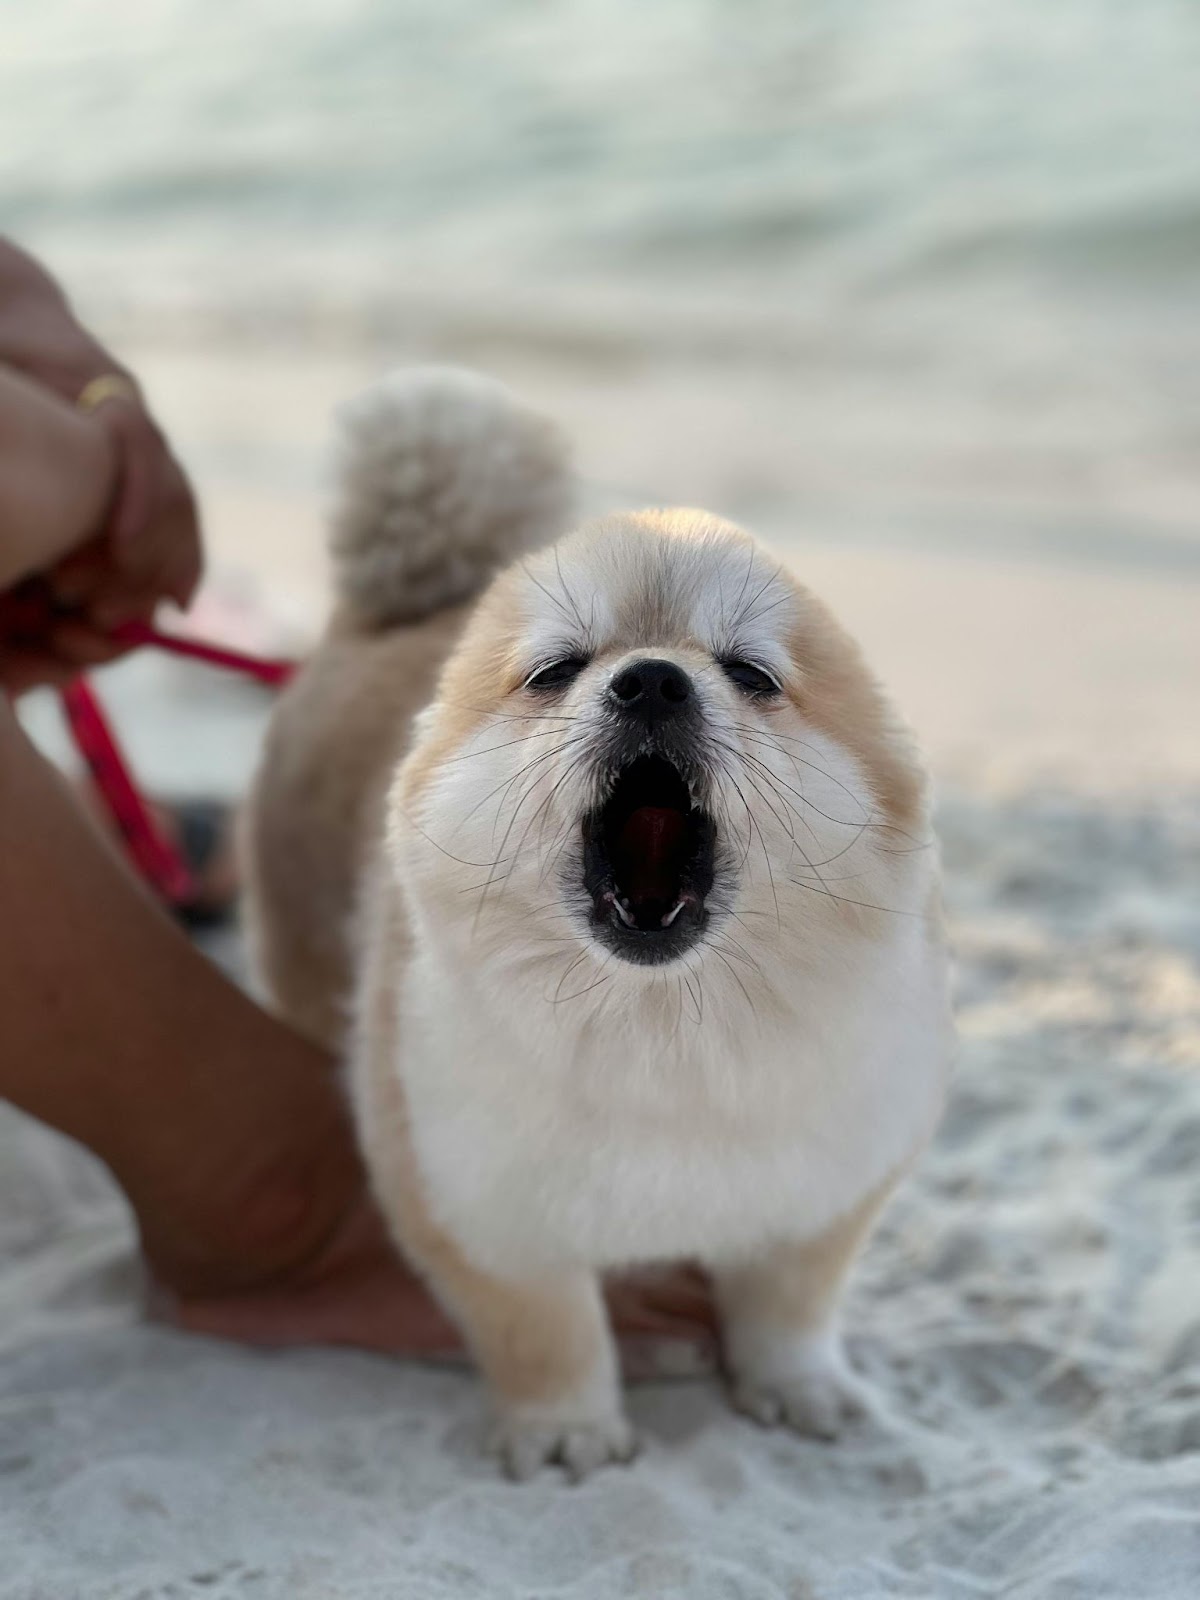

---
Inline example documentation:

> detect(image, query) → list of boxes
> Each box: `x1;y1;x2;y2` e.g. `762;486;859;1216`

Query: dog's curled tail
328;366;574;631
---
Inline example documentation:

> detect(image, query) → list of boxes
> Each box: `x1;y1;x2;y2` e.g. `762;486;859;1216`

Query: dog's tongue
617;806;686;902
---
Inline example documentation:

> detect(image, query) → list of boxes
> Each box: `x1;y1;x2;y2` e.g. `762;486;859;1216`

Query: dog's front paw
730;1334;873;1440
491;1408;638;1482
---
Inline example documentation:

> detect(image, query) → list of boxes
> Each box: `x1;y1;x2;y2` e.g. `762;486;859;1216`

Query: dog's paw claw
492;1412;638;1482
731;1349;874;1440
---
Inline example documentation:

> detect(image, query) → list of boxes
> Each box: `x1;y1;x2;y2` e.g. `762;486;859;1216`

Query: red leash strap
56;625;297;907
111;620;296;689
60;678;196;905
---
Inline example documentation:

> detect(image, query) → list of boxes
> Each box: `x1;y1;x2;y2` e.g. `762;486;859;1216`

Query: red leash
60;624;296;907
110;620;296;688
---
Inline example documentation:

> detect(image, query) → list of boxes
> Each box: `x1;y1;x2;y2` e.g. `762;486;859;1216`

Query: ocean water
4;1;1198;304
2;0;1198;558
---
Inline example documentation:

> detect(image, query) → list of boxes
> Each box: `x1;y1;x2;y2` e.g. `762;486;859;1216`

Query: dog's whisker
731;731;874;832
441;697;584;727
475;746;593;927
449;736;587;840
727;750;841;899
783;875;929;921
715;757;781;926
445;725;586;765
707;940;757;1011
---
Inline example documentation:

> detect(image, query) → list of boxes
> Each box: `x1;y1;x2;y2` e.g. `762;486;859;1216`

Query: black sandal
164;798;239;929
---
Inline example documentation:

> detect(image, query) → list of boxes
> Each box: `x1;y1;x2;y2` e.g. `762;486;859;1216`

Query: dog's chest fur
390;917;949;1277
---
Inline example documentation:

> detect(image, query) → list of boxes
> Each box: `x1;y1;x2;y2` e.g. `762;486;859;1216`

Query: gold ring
76;373;139;412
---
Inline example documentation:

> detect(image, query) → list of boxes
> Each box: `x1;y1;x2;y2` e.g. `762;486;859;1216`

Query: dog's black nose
609;658;693;722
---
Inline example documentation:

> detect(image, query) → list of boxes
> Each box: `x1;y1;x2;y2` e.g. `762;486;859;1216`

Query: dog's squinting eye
525;657;589;693
721;660;781;698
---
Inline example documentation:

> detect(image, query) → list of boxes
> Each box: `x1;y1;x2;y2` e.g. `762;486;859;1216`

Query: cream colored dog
246;368;951;1480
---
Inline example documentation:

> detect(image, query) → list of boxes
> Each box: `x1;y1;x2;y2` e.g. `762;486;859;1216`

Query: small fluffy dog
246;369;951;1479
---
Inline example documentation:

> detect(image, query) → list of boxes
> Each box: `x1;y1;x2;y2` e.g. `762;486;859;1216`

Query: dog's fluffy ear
329;366;574;631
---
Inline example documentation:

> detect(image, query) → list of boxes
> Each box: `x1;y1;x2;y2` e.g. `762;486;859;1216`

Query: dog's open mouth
582;755;715;963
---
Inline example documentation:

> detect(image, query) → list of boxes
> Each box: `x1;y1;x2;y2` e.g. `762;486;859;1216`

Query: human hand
49;394;203;626
0;240;202;688
161;1195;719;1376
0;576;130;694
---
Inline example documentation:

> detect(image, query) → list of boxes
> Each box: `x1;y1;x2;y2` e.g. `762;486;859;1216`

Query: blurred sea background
3;0;1200;789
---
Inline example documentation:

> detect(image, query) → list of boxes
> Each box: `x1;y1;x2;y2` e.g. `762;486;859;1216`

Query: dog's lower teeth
609;896;687;930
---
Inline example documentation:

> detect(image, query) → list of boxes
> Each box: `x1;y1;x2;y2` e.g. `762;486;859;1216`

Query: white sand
5;348;1200;1597
3;788;1199;1597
